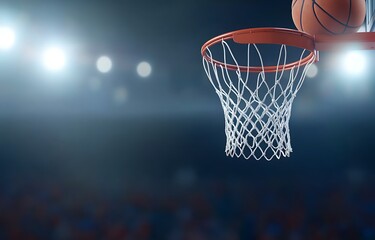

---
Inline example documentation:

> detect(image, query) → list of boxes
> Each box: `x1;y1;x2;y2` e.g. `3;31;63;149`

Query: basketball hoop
201;27;375;160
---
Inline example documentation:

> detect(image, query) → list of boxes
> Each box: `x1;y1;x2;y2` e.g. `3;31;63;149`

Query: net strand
203;40;315;160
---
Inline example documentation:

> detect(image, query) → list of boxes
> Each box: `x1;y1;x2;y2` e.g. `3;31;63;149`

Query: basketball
292;0;366;35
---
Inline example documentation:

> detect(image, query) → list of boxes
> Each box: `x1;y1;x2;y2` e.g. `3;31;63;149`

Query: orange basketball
292;0;366;35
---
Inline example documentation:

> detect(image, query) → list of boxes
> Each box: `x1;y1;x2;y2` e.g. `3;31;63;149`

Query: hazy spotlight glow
96;56;112;73
114;87;127;104
342;51;366;75
42;47;66;71
306;64;318;78
89;77;101;92
137;61;152;78
0;26;15;50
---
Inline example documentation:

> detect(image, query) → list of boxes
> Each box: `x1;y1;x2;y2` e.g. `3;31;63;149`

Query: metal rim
201;27;317;73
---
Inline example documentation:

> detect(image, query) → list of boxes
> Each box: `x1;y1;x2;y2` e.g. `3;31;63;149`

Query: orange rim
201;28;318;73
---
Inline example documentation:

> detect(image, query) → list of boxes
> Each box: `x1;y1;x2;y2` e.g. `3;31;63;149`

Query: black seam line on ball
300;0;306;31
313;0;362;28
312;0;337;34
344;0;352;32
292;0;297;9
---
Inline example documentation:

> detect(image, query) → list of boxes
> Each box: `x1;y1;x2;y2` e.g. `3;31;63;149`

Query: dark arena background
0;0;374;239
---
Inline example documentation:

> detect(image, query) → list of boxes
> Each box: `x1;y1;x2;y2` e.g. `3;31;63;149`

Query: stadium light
334;50;370;99
0;26;15;50
42;46;66;71
342;51;367;75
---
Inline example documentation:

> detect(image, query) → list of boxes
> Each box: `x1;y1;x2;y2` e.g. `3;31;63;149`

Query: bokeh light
306;63;318;78
42;46;66;71
96;56;112;73
0;26;15;50
137;61;152;78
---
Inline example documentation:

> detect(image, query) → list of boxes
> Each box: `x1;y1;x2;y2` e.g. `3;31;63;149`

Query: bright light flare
42;47;66;71
137;61;152;78
342;51;367;75
0;26;15;50
96;56;112;73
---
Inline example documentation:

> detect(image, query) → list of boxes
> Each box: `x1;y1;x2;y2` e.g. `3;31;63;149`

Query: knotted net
203;40;316;160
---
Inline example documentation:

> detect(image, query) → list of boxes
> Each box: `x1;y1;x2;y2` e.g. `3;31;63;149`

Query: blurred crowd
0;174;374;240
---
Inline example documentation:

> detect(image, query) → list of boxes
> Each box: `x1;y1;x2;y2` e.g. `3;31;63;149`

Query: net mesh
203;40;315;160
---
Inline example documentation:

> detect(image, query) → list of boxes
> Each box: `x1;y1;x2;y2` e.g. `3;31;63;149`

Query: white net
203;40;316;160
